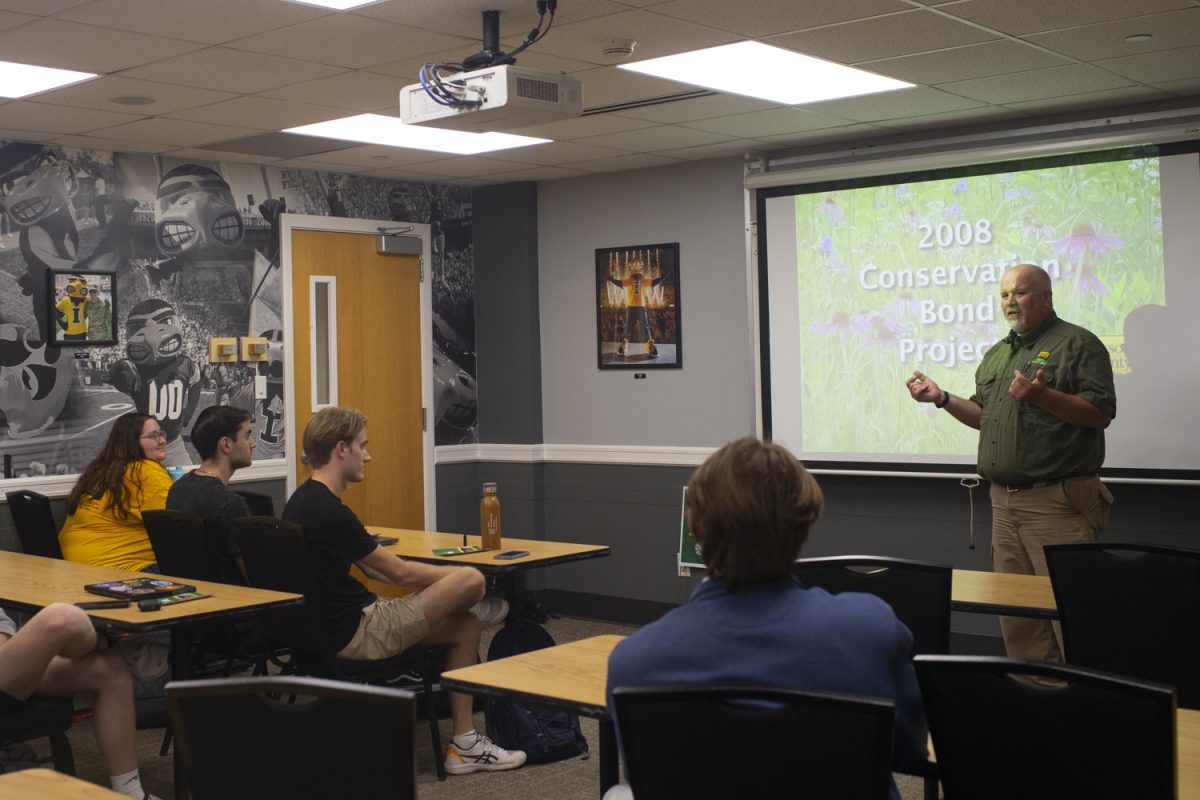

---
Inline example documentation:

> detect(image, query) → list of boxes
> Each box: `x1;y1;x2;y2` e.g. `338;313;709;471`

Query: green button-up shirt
970;312;1116;484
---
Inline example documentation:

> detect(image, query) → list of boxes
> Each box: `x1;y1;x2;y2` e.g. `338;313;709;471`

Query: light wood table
951;568;1057;619
442;635;622;797
0;549;302;633
445;634;1200;799
0;769;126;799
371;527;610;606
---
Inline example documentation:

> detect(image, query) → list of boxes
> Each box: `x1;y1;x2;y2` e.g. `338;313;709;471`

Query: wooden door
290;229;424;529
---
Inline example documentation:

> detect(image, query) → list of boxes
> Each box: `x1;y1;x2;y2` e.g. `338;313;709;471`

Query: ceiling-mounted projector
400;65;582;132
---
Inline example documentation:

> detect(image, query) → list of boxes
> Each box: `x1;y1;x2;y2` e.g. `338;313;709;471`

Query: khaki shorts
336;594;430;661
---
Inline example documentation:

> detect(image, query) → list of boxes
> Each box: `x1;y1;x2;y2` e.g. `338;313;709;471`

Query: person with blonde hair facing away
59;412;171;572
0;604;161;799
283;406;524;775
605;437;927;800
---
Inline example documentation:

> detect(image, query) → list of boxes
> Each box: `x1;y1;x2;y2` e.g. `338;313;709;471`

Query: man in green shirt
906;263;1115;664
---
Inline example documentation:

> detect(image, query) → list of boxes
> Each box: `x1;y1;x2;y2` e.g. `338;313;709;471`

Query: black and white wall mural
0;142;477;478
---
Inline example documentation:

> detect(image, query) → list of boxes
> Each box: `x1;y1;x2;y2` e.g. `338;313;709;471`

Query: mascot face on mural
154;164;244;256
124;299;184;366
0;324;72;439
0;157;78;227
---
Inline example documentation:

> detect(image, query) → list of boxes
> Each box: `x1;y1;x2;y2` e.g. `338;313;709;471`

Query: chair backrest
613;685;894;800
143;509;226;583
231;516;325;656
5;490;63;559
914;655;1176;800
1045;542;1200;708
794;555;952;654
235;490;275;518
167;676;415;800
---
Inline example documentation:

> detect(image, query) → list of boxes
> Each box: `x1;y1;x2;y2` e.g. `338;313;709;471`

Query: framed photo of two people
48;269;118;346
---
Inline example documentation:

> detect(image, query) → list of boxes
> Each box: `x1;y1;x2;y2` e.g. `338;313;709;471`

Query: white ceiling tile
59;0;328;45
484;140;626;165
534;10;738;63
0;19;203;73
31;76;237;116
613;94;777;123
0;102;144;135
682;108;850;138
652;138;765;160
767;9;997;64
938;0;1196;37
1001;86;1176;114
568;152;682;172
166;96;346;130
649;0;908;38
509;113;657;140
805;86;982;122
863;40;1071;85
0;0;90;13
755;123;888;147
937;64;1138;104
354;0;629;38
122;48;347;94
293;144;445;168
570;66;695;109
158;147;282;163
86;117;262;147
1152;77;1200;95
1094;46;1200;84
484;164;593;181
575;123;735;150
48;134;176;153
1024;8;1200;62
875;106;1034;132
0;128;57;143
359;166;464;182
227;15;473;70
260;71;407;113
0;9;34;32
402;156;536;178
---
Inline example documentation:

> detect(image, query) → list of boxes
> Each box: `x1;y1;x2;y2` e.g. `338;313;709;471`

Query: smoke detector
601;38;636;60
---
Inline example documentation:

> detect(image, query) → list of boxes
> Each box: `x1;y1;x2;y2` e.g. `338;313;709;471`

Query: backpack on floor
484;618;589;763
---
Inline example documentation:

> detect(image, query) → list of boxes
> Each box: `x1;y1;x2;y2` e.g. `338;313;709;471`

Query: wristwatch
935;391;950;409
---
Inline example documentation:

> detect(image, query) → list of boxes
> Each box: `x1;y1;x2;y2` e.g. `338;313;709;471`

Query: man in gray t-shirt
167;405;256;584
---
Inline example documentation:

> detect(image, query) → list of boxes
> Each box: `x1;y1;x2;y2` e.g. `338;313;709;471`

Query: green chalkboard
678;486;704;569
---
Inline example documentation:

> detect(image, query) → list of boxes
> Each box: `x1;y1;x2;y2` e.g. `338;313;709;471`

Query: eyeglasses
141;431;167;442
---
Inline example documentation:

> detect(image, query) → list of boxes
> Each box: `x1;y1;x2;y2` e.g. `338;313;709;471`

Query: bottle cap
482;481;497;492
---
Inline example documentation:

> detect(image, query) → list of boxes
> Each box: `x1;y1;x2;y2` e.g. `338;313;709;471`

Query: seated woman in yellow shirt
59;413;172;572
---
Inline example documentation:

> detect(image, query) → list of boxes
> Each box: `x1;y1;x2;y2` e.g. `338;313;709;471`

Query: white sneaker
444;731;527;774
469;597;509;628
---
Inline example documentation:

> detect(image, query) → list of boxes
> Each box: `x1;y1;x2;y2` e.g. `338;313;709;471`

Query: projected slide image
792;157;1165;458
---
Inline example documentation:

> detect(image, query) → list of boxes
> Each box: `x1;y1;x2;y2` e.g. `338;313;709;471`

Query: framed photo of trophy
596;242;681;369
47;269;118;346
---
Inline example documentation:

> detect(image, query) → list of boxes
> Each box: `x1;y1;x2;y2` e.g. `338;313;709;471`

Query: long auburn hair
66;412;156;518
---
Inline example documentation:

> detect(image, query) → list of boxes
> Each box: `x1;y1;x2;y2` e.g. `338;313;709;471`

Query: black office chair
914;655;1176;800
234;490;275;518
144;509;227;583
231;516;448;780
167;675;416;800
613;685;894;800
0;694;76;774
1045;542;1200;708
5;490;63;559
794;556;952;654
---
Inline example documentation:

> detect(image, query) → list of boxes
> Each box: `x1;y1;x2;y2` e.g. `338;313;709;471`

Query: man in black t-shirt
283;406;523;776
167;405;255;584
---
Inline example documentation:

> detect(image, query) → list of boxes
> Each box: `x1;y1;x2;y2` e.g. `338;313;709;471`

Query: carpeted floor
38;615;934;799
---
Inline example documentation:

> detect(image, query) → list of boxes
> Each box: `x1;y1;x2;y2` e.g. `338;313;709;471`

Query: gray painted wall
537;158;755;446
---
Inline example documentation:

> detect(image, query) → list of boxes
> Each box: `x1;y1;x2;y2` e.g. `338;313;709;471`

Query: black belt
998;478;1065;492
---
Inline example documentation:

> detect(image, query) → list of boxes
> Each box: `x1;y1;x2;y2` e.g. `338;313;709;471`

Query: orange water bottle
480;482;501;550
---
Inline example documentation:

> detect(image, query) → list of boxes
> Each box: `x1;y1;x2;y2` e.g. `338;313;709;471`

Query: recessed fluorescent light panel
284;114;550;155
619;41;914;105
0;60;96;99
282;0;384;9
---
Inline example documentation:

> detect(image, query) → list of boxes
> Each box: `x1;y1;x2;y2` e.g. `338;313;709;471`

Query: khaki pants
337;594;430;661
990;475;1113;663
